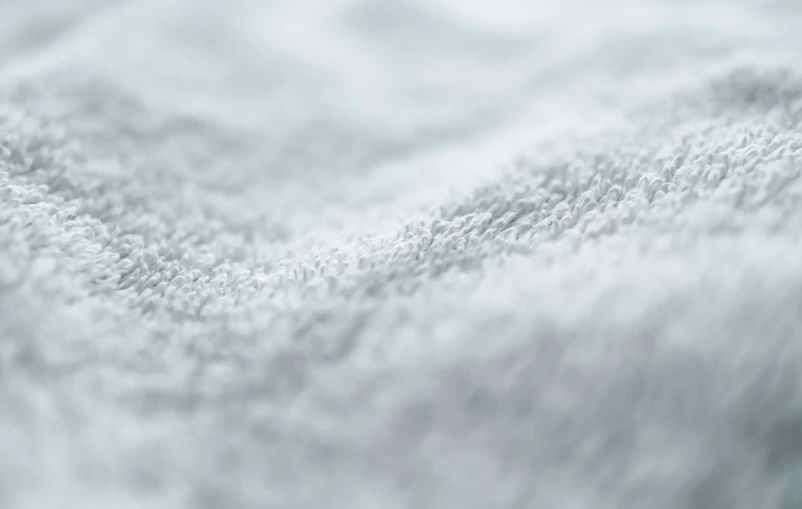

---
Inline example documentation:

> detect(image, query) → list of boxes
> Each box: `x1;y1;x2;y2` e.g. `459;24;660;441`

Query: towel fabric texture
2;0;802;507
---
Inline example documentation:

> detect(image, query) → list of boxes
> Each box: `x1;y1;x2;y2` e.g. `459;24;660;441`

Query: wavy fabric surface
2;1;802;507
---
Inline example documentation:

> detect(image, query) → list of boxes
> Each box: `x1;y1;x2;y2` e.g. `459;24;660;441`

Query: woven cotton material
2;1;802;507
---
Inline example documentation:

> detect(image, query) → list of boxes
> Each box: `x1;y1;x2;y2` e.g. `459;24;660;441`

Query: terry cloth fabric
2;0;802;507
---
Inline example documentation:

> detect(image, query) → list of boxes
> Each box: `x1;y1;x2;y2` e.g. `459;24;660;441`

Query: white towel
2;0;802;507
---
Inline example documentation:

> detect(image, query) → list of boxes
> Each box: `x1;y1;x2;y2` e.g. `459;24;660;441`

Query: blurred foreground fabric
2;0;802;507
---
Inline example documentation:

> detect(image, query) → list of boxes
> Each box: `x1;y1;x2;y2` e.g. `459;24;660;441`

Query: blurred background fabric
2;0;802;507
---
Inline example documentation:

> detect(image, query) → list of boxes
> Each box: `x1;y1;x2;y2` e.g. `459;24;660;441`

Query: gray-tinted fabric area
2;1;802;507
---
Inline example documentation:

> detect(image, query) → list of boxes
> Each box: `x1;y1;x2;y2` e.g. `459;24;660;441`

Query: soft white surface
2;0;802;507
